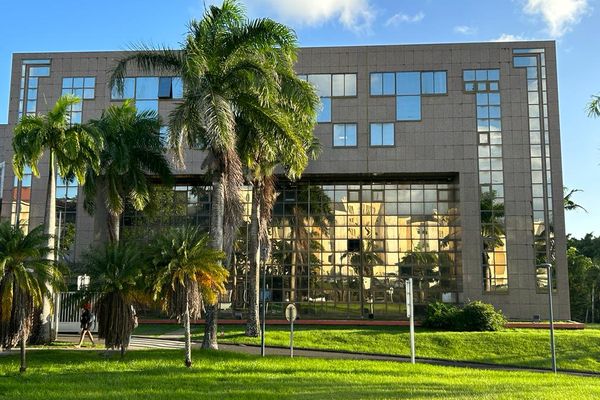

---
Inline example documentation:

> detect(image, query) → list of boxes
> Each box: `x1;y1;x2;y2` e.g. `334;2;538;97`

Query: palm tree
109;0;299;349
564;188;587;212
12;94;102;341
0;222;63;372
238;71;319;337
480;191;505;291
83;100;172;243
84;242;146;358
342;238;385;317
149;226;227;367
587;94;599;117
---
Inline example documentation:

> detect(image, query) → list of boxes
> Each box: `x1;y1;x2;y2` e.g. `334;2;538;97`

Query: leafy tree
568;233;600;261
12;95;101;341
567;247;600;322
149;226;226;367
0;222;63;372
84;242;146;357
83;101;172;243
110;0;299;349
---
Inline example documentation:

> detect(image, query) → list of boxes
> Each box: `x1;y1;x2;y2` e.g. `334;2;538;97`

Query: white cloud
385;12;425;27
251;0;376;34
523;0;589;37
492;33;527;42
454;25;477;35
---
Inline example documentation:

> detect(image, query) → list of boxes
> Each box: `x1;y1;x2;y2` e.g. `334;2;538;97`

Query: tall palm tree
83;100;172;243
84;242;146;358
109;0;299;349
12;94;102;341
0;222;63;373
480;191;505;291
238;72;319;337
149;226;227;367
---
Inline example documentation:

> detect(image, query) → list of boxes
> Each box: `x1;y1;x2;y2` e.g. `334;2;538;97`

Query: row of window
370;71;447;96
333;123;395;147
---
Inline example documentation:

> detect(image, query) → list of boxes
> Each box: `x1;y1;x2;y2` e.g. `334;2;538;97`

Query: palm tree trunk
245;183;261;337
92;179;110;245
184;295;192;368
19;336;26;373
202;175;224;350
107;212;120;243
39;150;56;343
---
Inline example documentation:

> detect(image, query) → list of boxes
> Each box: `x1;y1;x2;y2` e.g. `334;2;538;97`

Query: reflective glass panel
135;77;159;100
396;96;420;120
396;72;420;95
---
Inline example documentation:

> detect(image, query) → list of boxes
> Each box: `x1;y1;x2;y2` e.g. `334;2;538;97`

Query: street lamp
537;262;556;373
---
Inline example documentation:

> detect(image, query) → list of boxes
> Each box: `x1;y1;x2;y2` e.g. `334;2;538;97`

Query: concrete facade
0;41;569;320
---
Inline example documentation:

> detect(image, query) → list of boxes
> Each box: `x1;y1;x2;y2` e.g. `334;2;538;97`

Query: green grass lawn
183;325;600;373
0;349;598;399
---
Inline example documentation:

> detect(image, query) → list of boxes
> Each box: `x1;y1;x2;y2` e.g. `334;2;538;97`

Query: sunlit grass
0;349;599;399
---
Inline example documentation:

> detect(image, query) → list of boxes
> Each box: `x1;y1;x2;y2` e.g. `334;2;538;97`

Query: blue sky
0;0;598;238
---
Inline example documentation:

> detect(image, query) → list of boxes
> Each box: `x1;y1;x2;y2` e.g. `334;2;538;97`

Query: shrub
457;301;506;331
422;300;506;331
422;302;460;329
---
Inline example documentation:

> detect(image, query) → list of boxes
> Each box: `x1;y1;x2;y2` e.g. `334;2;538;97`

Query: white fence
55;292;100;333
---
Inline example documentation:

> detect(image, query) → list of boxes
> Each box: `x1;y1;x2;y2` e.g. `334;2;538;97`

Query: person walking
77;303;95;347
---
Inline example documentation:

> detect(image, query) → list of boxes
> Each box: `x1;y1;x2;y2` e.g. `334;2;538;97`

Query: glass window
370;73;382;96
135;77;159;100
135;100;158;114
421;72;434;94
370;123;394;146
396;72;420;95
383;73;395;95
308;74;331;97
317;97;331;123
29;66;50;77
73;77;84;88
434;71;447;94
514;56;537;67
83;89;95;100
84;77;96;88
62;78;73;89
111;78;135;99
333;124;357;147
396;96;421;121
344;74;357;96
487;69;500;81
332;74;345;96
172;77;184;99
463;70;475;81
158;77;172;99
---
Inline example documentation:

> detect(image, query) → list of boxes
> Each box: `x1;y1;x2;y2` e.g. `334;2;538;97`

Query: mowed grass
184;325;600;373
0;349;599;399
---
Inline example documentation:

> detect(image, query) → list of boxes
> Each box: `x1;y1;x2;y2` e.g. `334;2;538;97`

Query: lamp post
260;248;268;357
538;262;556;373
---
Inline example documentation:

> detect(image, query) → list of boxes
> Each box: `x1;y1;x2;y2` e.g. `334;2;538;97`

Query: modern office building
0;41;569;320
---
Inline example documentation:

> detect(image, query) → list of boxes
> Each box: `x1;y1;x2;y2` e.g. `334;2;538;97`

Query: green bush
422;301;506;331
458;301;506;331
422;302;459;329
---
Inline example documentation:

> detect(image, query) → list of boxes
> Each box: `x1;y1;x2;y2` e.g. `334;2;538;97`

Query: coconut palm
587;94;600;117
480;191;505;291
83;100;172;243
238;72;319;337
564;188;587;212
109;0;299;349
84;242;145;357
149;226;227;367
12;94;102;341
0;222;63;372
